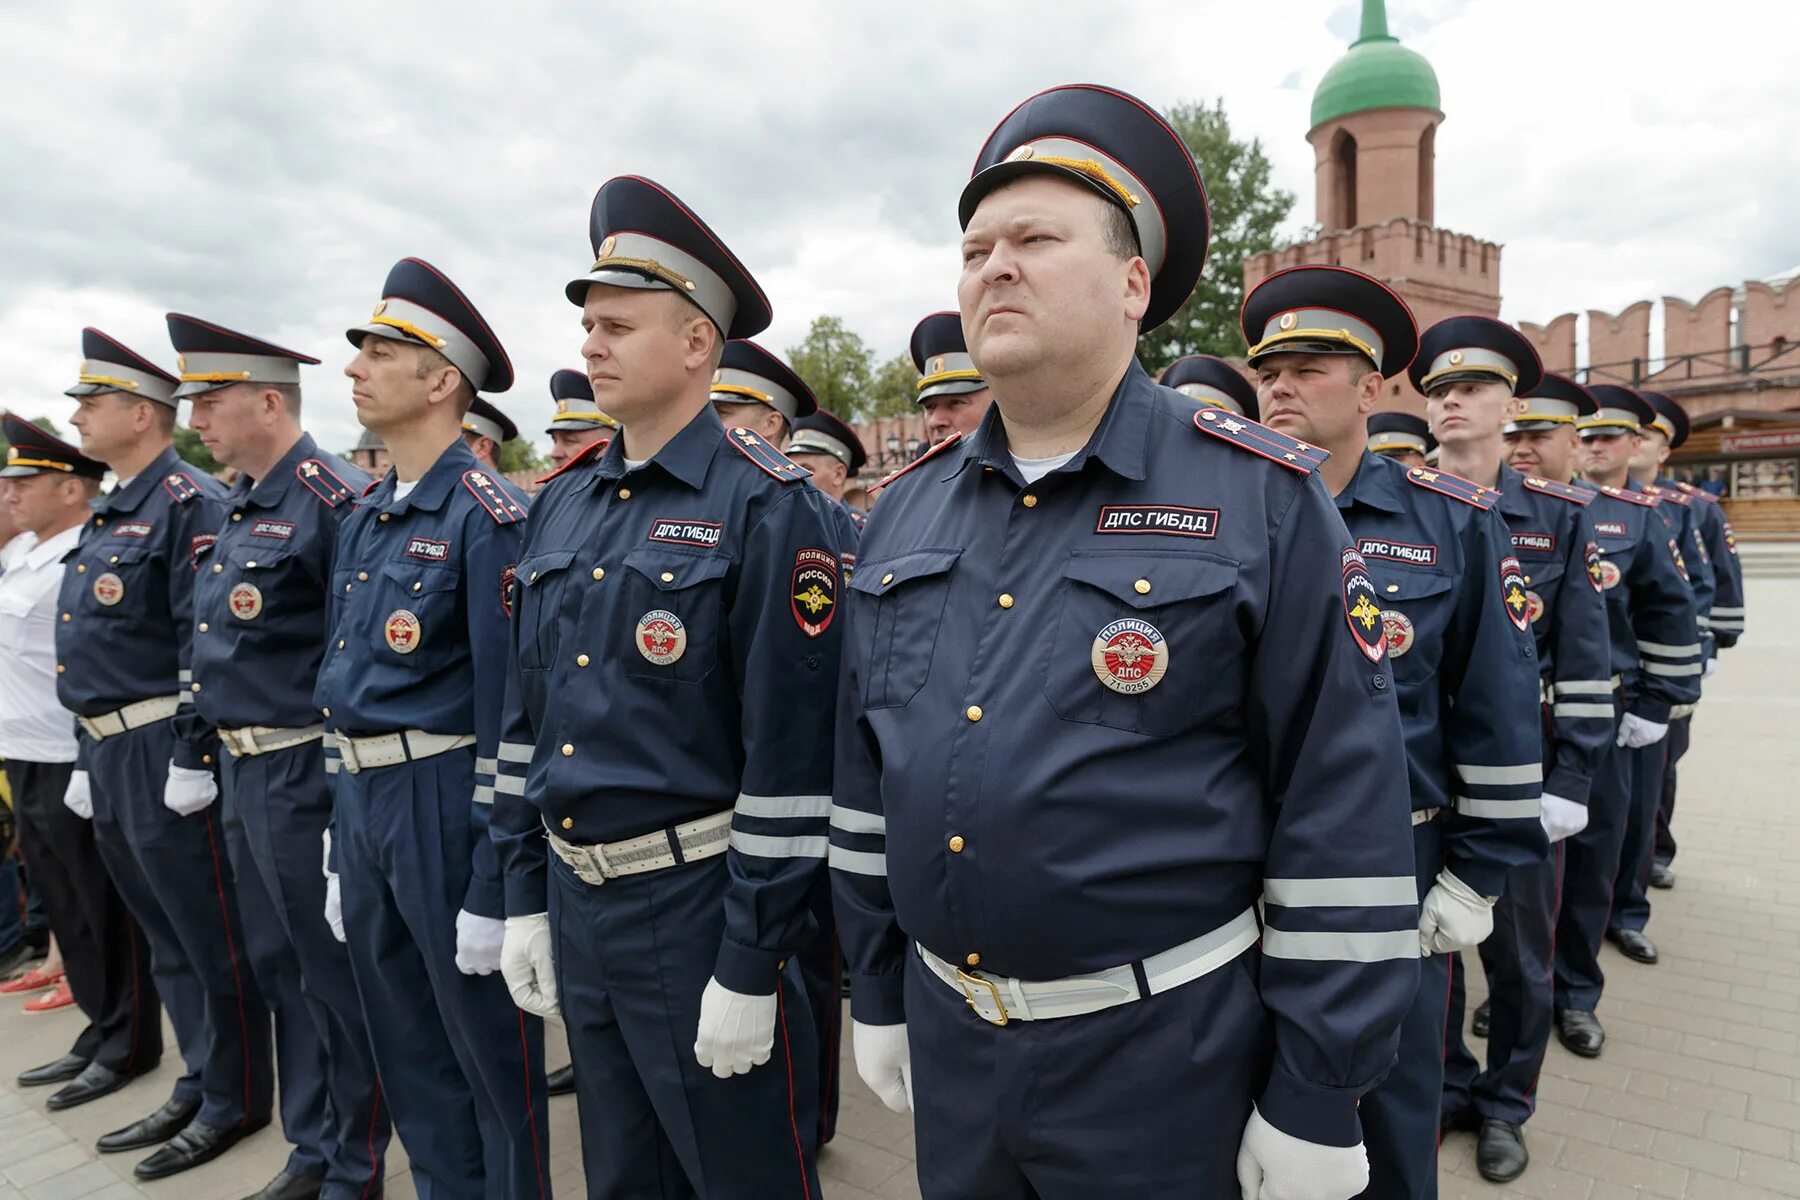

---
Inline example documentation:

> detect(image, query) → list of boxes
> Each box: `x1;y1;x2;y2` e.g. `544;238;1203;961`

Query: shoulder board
1676;481;1721;504
533;436;608;487
1403;466;1499;511
874;432;963;491
1643;483;1693;506
295;458;356;508
724;427;810;483
1192;408;1327;474
460;469;528;525
1595;484;1660;508
1520;475;1597;506
161;471;204;504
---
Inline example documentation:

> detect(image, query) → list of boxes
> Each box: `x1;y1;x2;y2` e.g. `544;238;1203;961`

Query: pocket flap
381;560;460;594
519;550;576;587
1370;568;1453;602
1518;559;1565;589
1061;551;1238;609
849;549;963;597
622;549;732;591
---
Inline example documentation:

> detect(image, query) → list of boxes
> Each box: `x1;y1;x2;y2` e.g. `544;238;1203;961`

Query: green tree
498;437;546;474
863;354;920;420
173;424;223;475
1136;99;1296;376
786;316;875;421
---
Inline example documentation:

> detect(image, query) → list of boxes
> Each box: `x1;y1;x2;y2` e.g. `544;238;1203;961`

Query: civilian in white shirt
0;414;163;1110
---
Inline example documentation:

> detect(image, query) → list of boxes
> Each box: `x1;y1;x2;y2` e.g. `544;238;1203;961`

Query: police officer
1551;386;1700;1057
1243;272;1547;1200
1367;411;1434;469
910;311;991;447
463;395;519;475
55;329;274;1178
1160;353;1259;418
491;175;842;1198
172;313;390;1200
317;259;548;1200
544;368;618;470
786;407;867;506
833;84;1418;1198
1412;325;1612;1184
708;337;807;450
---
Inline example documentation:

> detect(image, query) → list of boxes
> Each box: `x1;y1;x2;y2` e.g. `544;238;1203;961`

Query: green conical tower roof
1310;0;1441;128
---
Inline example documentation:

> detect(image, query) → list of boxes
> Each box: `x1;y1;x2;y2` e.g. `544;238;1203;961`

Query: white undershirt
623;458;647;471
1012;451;1078;485
393;479;418;501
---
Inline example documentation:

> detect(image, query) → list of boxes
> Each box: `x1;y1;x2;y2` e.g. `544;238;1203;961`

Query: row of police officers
10;79;1742;1200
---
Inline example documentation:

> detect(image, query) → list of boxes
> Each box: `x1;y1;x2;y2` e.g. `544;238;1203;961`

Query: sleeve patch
791;548;839;638
1586;541;1605;591
297;459;356;507
726;427;811;483
461;469;528;524
1669;538;1689;582
1500;555;1531;632
1341;548;1387;664
873;432;963;492
501;564;517;619
1192;408;1327;474
1404;467;1499;510
190;532;217;568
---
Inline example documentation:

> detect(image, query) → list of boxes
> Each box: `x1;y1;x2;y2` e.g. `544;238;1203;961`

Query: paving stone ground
1;575;1795;1198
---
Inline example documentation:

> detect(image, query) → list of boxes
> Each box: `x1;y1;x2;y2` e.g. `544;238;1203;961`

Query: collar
99;445;184;514
235;433;318;509
593;404;721;491
1334;450;1409;514
1496;462;1535;519
950;360;1154;484
21;524;82;570
366;438;479;516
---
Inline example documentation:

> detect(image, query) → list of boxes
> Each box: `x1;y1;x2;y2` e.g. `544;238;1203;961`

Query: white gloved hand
852;1020;914;1112
453;909;505;975
1539;792;1588;843
1236;1105;1369;1200
1703;657;1719;678
501;913;558;1017
693;977;777;1079
163;762;218;817
1417;868;1495;956
324;875;345;942
62;770;94;820
1617;712;1669;749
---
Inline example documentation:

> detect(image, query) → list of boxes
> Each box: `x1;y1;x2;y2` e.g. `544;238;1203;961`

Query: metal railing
1579;337;1800;388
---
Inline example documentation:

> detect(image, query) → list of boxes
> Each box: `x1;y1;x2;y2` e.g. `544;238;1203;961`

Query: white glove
63;770;93;820
501;913;559;1017
324;875;345;943
163;762;218;816
1703;657;1719;678
851;1019;914;1113
453;909;505;975
1539;792;1588;843
1236;1105;1369;1200
1617;712;1669;749
693;977;777;1079
1417;868;1495;956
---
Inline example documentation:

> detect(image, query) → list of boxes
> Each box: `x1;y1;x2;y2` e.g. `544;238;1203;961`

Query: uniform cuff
171;739;218;773
713;939;783;996
1258;1065;1364;1149
503;864;547;919
461;875;504;922
1443;854;1509;902
1628;696;1672;724
849;972;906;1026
1543;767;1591;808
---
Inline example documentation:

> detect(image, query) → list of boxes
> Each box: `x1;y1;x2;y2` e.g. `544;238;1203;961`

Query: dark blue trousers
1358;816;1445;1200
908;940;1267;1197
1654;716;1692;869
223;742;389;1199
86;719;272;1129
332;748;548;1200
796;874;841;1147
552;852;820;1200
1609;739;1668;934
1554;730;1629;1013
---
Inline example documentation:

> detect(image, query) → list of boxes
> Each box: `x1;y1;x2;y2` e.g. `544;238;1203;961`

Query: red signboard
1721;430;1800;454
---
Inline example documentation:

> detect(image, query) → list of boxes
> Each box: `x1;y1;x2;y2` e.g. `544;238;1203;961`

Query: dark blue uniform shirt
1585;486;1702;722
1667;482;1743;646
1639;478;1715;660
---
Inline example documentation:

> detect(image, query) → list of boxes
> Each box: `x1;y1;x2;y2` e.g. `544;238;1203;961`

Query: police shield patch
1500;555;1531;633
1668;538;1689;582
1341;549;1386;664
501;564;517;619
1586;541;1605;592
791;548;838;638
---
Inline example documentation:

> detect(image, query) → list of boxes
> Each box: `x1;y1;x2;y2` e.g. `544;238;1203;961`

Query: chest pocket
375;560;461;669
207;542;305;627
0;588;35;652
516;550;576;672
1368;567;1453;682
1042;550;1241;738
618;549;731;685
1518;557;1565;635
848;549;960;711
80;540;157;619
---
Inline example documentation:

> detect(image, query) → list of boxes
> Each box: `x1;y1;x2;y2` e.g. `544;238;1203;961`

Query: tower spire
1356;0;1394;44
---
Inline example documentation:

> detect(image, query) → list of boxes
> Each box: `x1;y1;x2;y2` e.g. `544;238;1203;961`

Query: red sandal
23;981;74;1013
0;966;63;995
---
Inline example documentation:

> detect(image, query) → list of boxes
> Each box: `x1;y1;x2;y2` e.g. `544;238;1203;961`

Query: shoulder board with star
873;433;963;491
1520;475;1597;506
1404;466;1499;511
460;469;528;524
295;458;357;508
1642;483;1693;506
1191;408;1327;474
533;437;608;488
725;427;810;483
1676;480;1721;504
1594;484;1660;508
161;471;205;504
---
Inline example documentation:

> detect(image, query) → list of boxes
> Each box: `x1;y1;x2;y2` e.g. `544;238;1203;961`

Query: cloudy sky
3;0;1796;457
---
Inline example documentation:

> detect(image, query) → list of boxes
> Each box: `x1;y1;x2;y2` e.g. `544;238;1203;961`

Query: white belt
219;725;325;758
77;695;181;742
919;906;1260;1027
334;730;474;774
547;810;732;887
1413;806;1441;827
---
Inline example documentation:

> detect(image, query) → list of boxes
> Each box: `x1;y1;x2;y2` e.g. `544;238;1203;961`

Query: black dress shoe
18;1052;88;1088
49;1062;148;1111
240;1168;326;1200
1440;1104;1479;1137
97;1097;202;1153
1649;863;1676;890
134;1115;270;1180
1471;999;1491;1038
1608;927;1659;964
1555;1008;1605;1058
547;1064;575;1096
1477;1119;1529;1182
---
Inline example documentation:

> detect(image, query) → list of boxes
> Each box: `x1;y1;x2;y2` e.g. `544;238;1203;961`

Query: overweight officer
545;369;617;470
173;313;390;1200
1243;272;1547;1200
56;329;273;1179
832;84;1419;1199
1367;411;1434;469
1160;353;1259;418
491;176;843;1199
1412;325;1612;1184
1551;386;1700;1057
910;311;990;447
462;396;520;475
316;259;548;1200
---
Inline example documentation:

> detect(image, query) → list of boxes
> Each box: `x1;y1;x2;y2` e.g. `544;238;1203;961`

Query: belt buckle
219;729;244;757
336;734;361;774
954;968;1009;1027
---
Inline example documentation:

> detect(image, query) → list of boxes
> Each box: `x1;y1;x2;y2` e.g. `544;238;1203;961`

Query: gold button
412;582;422;592
966;705;983;722
61;613;70;623
591;567;605;581
56;665;65;674
246;560;257;568
344;583;352;593
358;572;369;581
1524;575;1533;585
998;593;1014;609
561;743;574;756
577;654;590;667
1134;578;1151;595
198;622;208;632
94;517;104;526
617;488;631;500
1386;584;1399;593
881;572;895;585
212;563;223;573
191;683;201;693
76;565;86;574
322;708;331;718
965;952;981;967
529;571;538;582
378;513;390;522
561;817;574;830
338;640;346;649
1021;494;1038;508
109;555;118;564
660;571;674;583
202;755;212;765
948;836;965;853
232;513;242;522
